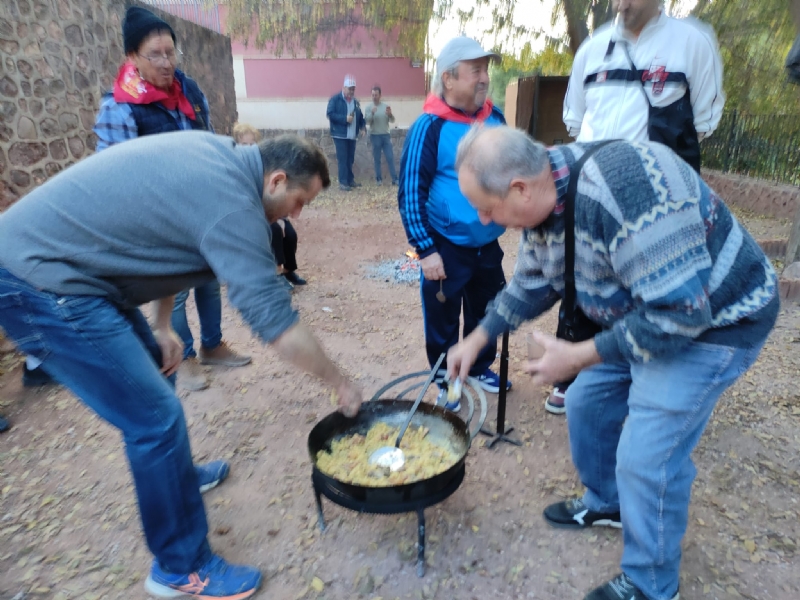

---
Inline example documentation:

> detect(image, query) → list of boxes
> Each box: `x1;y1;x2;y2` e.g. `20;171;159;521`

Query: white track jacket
563;10;724;143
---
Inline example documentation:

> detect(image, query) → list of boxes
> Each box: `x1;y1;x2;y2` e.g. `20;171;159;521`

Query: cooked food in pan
316;421;460;486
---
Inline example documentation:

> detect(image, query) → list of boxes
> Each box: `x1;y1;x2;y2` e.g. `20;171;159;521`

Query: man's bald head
455;126;556;229
455;126;550;198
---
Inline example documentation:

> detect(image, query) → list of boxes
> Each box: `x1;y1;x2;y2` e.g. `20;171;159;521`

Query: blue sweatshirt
398;95;506;256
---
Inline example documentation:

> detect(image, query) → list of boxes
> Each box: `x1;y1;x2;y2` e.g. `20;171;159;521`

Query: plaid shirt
93;89;212;152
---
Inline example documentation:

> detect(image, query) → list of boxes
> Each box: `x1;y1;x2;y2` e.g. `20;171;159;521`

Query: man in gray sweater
0;130;362;599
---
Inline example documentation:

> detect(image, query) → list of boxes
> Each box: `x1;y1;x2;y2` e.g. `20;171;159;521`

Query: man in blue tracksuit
398;37;511;408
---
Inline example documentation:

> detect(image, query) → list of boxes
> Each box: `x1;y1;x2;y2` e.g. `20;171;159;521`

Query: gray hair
432;63;460;95
455;126;550;197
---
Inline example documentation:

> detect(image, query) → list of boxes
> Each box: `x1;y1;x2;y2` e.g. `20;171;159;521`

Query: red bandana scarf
113;61;195;120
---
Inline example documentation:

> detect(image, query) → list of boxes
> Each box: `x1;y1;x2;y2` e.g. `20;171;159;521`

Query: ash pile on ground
366;257;420;285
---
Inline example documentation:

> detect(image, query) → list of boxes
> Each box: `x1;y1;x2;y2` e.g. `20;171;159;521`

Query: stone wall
259;127;408;184
0;0;236;211
703;169;800;221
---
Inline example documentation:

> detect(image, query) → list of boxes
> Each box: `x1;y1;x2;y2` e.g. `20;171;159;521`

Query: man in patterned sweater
447;126;778;600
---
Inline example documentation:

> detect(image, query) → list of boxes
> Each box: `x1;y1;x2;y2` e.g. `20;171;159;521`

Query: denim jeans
172;280;222;360
0;267;211;573
332;137;356;186
565;339;767;600
370;134;397;182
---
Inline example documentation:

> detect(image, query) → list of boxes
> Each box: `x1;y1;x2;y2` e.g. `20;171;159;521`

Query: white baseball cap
343;74;356;87
436;36;500;75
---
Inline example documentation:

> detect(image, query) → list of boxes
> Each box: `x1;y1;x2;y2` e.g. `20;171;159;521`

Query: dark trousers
333;137;356;186
421;234;506;375
270;219;298;272
370;134;397;182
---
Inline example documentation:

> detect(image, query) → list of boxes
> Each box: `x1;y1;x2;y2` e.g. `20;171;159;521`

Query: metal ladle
369;353;446;472
436;280;446;303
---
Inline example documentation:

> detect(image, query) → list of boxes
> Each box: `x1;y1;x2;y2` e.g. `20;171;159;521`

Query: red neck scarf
113;61;195;120
423;94;494;124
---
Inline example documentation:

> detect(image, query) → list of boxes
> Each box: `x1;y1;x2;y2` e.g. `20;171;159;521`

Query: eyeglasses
138;49;183;67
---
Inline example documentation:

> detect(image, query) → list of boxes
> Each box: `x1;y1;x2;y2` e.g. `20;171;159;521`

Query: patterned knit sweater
481;141;779;364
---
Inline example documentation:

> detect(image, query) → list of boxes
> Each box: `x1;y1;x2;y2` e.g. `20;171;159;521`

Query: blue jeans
420;234;505;374
172;281;222;360
370;134;397;182
566;339;766;600
332;137;356;186
0;267;211;573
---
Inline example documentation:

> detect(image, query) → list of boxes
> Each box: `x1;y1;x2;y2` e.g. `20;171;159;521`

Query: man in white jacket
564;0;724;163
550;0;725;416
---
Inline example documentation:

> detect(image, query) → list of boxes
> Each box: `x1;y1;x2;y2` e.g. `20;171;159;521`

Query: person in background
398;36;511;410
551;0;725;415
94;6;250;392
448;126;777;600
366;85;398;186
326;74;366;191
233;123;307;290
0;130;363;599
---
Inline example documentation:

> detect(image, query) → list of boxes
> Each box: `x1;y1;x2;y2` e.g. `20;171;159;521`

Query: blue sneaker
144;554;261;599
196;461;230;494
473;369;512;394
436;387;461;412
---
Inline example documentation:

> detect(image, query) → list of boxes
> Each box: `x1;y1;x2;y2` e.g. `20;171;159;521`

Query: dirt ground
1;184;799;600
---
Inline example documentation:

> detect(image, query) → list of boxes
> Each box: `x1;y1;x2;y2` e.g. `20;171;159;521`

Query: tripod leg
416;508;426;577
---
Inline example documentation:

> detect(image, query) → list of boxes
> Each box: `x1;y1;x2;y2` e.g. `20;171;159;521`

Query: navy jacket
326;92;365;138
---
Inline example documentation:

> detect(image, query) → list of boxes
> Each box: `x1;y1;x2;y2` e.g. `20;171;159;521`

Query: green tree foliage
692;0;797;114
223;0;436;59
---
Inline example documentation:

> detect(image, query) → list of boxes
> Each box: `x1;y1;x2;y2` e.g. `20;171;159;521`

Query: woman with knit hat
91;6;260;599
94;6;251;394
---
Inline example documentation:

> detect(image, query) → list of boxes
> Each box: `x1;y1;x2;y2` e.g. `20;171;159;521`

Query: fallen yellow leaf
311;576;325;592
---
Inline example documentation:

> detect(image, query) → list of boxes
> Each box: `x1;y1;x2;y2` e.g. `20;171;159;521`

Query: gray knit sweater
0;130;298;343
481;141;779;363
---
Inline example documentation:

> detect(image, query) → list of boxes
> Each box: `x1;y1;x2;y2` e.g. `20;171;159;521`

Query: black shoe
584;573;679;600
284;271;307;286
0;415;9;433
279;276;294;292
23;365;54;387
543;498;621;529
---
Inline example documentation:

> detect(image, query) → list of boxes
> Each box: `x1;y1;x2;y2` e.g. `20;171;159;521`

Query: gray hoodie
0;130;297;343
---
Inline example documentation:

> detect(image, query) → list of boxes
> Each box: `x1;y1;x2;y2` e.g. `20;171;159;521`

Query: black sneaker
284;271;307;286
22;365;54;387
584;573;679;600
543;498;621;529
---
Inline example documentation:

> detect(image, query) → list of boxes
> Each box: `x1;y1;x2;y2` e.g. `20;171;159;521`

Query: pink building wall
220;6;426;99
243;58;425;99
221;5;415;58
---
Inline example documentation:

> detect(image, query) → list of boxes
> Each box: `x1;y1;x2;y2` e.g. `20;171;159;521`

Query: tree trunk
562;0;590;54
